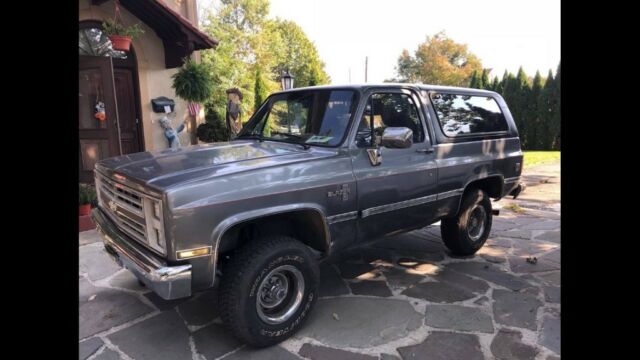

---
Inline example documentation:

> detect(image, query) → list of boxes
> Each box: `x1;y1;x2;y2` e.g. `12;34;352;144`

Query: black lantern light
281;70;294;90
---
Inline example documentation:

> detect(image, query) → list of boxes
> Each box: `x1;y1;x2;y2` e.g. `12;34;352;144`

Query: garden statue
159;116;187;149
226;88;243;140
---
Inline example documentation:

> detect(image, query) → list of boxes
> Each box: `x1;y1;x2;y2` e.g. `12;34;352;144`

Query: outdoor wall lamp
281;70;294;90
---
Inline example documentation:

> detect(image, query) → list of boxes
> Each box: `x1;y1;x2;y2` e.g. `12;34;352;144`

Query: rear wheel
441;189;493;256
218;235;319;347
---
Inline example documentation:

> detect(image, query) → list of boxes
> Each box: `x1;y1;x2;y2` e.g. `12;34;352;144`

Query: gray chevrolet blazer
92;84;524;346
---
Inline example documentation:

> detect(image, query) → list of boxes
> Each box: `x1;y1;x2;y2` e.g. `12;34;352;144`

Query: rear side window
430;93;508;136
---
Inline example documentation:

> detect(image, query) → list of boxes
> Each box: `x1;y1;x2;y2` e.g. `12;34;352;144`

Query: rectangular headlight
143;197;166;254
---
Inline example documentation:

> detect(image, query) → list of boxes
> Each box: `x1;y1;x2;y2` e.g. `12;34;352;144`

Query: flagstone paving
79;162;560;359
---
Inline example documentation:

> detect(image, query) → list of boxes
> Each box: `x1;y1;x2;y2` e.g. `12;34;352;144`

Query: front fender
209;202;331;279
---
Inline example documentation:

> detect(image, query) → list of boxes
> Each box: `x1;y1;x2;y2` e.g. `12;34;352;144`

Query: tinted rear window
430;93;508;136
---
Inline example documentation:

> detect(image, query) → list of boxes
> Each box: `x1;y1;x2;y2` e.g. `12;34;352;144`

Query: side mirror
381;127;413;149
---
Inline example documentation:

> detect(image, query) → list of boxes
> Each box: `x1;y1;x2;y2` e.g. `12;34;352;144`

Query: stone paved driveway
79;162;560;360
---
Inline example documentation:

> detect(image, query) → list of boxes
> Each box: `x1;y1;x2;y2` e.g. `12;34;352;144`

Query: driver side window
356;92;424;147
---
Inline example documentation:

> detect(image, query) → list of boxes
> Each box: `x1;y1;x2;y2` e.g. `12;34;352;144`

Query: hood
95;140;337;192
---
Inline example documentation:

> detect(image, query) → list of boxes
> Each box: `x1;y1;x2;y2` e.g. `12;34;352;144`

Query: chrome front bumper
91;208;192;300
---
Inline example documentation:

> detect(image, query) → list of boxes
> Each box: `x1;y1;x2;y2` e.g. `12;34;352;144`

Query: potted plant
79;184;96;216
102;19;144;52
172;59;214;116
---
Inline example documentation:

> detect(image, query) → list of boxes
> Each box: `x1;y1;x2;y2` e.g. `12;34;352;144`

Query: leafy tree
394;31;482;86
200;1;328;119
200;0;269;121
266;19;330;88
395;50;420;83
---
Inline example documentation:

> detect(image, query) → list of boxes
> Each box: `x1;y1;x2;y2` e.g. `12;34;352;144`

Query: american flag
187;102;201;117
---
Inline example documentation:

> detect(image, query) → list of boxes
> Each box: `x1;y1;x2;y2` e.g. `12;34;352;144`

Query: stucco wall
79;0;205;152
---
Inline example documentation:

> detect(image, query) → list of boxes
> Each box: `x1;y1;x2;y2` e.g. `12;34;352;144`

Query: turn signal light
177;247;211;259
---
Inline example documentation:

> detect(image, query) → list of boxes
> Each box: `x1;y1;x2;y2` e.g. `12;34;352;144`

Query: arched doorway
79;21;144;183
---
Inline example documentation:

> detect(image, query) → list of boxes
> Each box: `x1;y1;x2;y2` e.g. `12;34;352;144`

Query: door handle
416;148;434;154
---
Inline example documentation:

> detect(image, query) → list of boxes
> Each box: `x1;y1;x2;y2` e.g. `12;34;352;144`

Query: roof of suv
273;83;499;96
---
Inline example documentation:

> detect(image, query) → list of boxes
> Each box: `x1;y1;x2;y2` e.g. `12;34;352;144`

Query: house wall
79;0;205;152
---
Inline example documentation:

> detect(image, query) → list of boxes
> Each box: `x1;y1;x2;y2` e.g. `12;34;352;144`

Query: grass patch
503;203;525;214
523;151;560;169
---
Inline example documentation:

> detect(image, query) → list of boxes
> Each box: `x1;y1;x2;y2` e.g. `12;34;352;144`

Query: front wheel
441;189;493;256
218;235;319;347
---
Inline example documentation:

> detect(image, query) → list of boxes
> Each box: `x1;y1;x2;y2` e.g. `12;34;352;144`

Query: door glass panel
80;140;109;171
356;93;424;147
79;69;108;129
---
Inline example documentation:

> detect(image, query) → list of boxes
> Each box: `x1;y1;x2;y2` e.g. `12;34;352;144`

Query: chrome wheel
467;205;487;242
256;265;305;325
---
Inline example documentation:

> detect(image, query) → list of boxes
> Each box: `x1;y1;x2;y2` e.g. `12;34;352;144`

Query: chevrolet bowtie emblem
328;184;350;201
108;200;118;212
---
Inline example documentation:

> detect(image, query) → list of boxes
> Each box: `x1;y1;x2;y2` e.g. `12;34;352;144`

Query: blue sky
198;0;560;84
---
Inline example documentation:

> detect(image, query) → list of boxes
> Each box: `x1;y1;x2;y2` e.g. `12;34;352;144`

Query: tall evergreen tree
469;71;479;88
514;67;531;148
480;69;490;90
527;71;543;149
551;63;561;149
253;67;268;113
491;76;501;93
537;69;555;150
500;70;509;92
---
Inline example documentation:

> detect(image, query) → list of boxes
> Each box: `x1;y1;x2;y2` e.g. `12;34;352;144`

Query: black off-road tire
441;189;493;256
218;235;319;347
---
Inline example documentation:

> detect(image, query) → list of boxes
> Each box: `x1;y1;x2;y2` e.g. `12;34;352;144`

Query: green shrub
198;108;229;142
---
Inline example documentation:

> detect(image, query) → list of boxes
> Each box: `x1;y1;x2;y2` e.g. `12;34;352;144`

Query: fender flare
209;203;331;279
451;174;505;215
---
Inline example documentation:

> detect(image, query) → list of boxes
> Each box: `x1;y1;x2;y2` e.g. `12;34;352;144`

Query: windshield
238;90;358;147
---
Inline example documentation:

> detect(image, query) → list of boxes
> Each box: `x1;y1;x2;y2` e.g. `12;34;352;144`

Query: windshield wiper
236;134;264;142
270;132;311;150
271;131;304;140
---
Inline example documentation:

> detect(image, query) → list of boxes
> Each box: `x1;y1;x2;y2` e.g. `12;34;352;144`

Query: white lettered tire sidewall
219;236;319;347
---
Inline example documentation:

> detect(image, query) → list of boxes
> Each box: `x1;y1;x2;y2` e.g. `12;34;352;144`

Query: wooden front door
79;56;119;183
113;68;142;155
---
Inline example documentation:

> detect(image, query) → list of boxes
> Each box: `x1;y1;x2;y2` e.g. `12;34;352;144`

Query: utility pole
365;56;368;83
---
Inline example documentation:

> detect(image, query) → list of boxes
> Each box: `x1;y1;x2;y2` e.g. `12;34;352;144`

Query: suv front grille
95;171;165;254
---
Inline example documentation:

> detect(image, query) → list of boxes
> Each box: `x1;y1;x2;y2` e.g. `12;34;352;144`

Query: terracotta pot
108;35;132;51
79;204;92;216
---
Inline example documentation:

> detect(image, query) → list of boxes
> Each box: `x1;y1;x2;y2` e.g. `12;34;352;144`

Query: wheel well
464;176;503;199
217;210;329;256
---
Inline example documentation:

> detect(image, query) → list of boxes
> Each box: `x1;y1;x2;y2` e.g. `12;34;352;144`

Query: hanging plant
172;59;214;115
102;19;144;51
